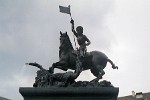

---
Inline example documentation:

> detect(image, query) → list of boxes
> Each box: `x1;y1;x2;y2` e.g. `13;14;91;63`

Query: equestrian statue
26;5;118;87
50;30;118;83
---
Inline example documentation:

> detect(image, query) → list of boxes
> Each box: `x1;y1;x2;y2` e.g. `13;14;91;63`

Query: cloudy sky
0;0;150;100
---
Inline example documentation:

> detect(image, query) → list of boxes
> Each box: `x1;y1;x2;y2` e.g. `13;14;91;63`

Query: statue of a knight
70;19;91;58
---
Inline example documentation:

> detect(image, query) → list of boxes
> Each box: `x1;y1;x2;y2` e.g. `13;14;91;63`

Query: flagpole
68;5;73;21
68;5;78;50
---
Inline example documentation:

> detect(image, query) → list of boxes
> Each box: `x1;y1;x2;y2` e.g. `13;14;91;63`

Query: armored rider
70;19;91;58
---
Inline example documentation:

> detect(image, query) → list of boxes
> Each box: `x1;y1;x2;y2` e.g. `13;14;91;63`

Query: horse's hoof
116;66;118;69
90;79;99;83
49;67;54;73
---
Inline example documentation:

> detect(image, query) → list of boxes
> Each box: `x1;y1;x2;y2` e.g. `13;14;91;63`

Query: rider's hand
70;19;74;24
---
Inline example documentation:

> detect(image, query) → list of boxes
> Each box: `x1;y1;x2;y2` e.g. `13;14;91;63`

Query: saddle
72;50;93;62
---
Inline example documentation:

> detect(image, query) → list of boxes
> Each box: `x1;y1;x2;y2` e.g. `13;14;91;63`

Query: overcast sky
0;0;150;100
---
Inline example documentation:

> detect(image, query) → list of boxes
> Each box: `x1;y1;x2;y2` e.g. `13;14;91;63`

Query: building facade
118;92;150;100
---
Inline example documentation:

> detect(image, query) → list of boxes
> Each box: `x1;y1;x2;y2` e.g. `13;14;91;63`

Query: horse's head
60;31;69;45
59;31;73;51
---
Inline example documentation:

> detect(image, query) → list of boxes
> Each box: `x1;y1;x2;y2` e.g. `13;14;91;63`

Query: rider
70;19;91;58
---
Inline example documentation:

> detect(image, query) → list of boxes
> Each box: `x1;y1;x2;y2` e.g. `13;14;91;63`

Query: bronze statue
50;32;118;83
25;5;118;87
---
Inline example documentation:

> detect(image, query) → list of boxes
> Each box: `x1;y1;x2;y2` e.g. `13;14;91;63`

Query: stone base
19;87;119;100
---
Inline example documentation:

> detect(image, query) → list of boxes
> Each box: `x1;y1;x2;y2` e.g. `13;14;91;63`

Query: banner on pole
59;5;71;15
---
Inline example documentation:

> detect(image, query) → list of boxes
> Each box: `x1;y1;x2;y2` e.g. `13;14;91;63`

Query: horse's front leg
51;61;68;71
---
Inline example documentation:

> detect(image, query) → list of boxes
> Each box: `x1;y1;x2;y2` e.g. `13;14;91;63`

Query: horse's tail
107;59;118;69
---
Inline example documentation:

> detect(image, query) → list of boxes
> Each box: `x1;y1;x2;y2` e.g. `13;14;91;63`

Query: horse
50;31;118;82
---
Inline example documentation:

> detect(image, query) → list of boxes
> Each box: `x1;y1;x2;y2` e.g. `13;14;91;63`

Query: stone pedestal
19;87;119;100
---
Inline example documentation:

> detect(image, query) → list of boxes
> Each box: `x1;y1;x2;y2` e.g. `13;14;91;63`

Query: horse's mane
59;33;74;57
64;33;74;50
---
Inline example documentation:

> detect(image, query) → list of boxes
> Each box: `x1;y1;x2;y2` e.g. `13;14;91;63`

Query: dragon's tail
26;62;43;70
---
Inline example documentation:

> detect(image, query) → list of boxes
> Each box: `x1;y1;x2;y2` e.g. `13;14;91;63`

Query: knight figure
70;19;91;58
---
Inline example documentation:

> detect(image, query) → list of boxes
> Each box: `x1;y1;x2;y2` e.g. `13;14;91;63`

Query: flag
59;5;71;15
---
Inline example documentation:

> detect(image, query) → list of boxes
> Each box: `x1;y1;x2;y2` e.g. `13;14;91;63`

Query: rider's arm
70;19;78;37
